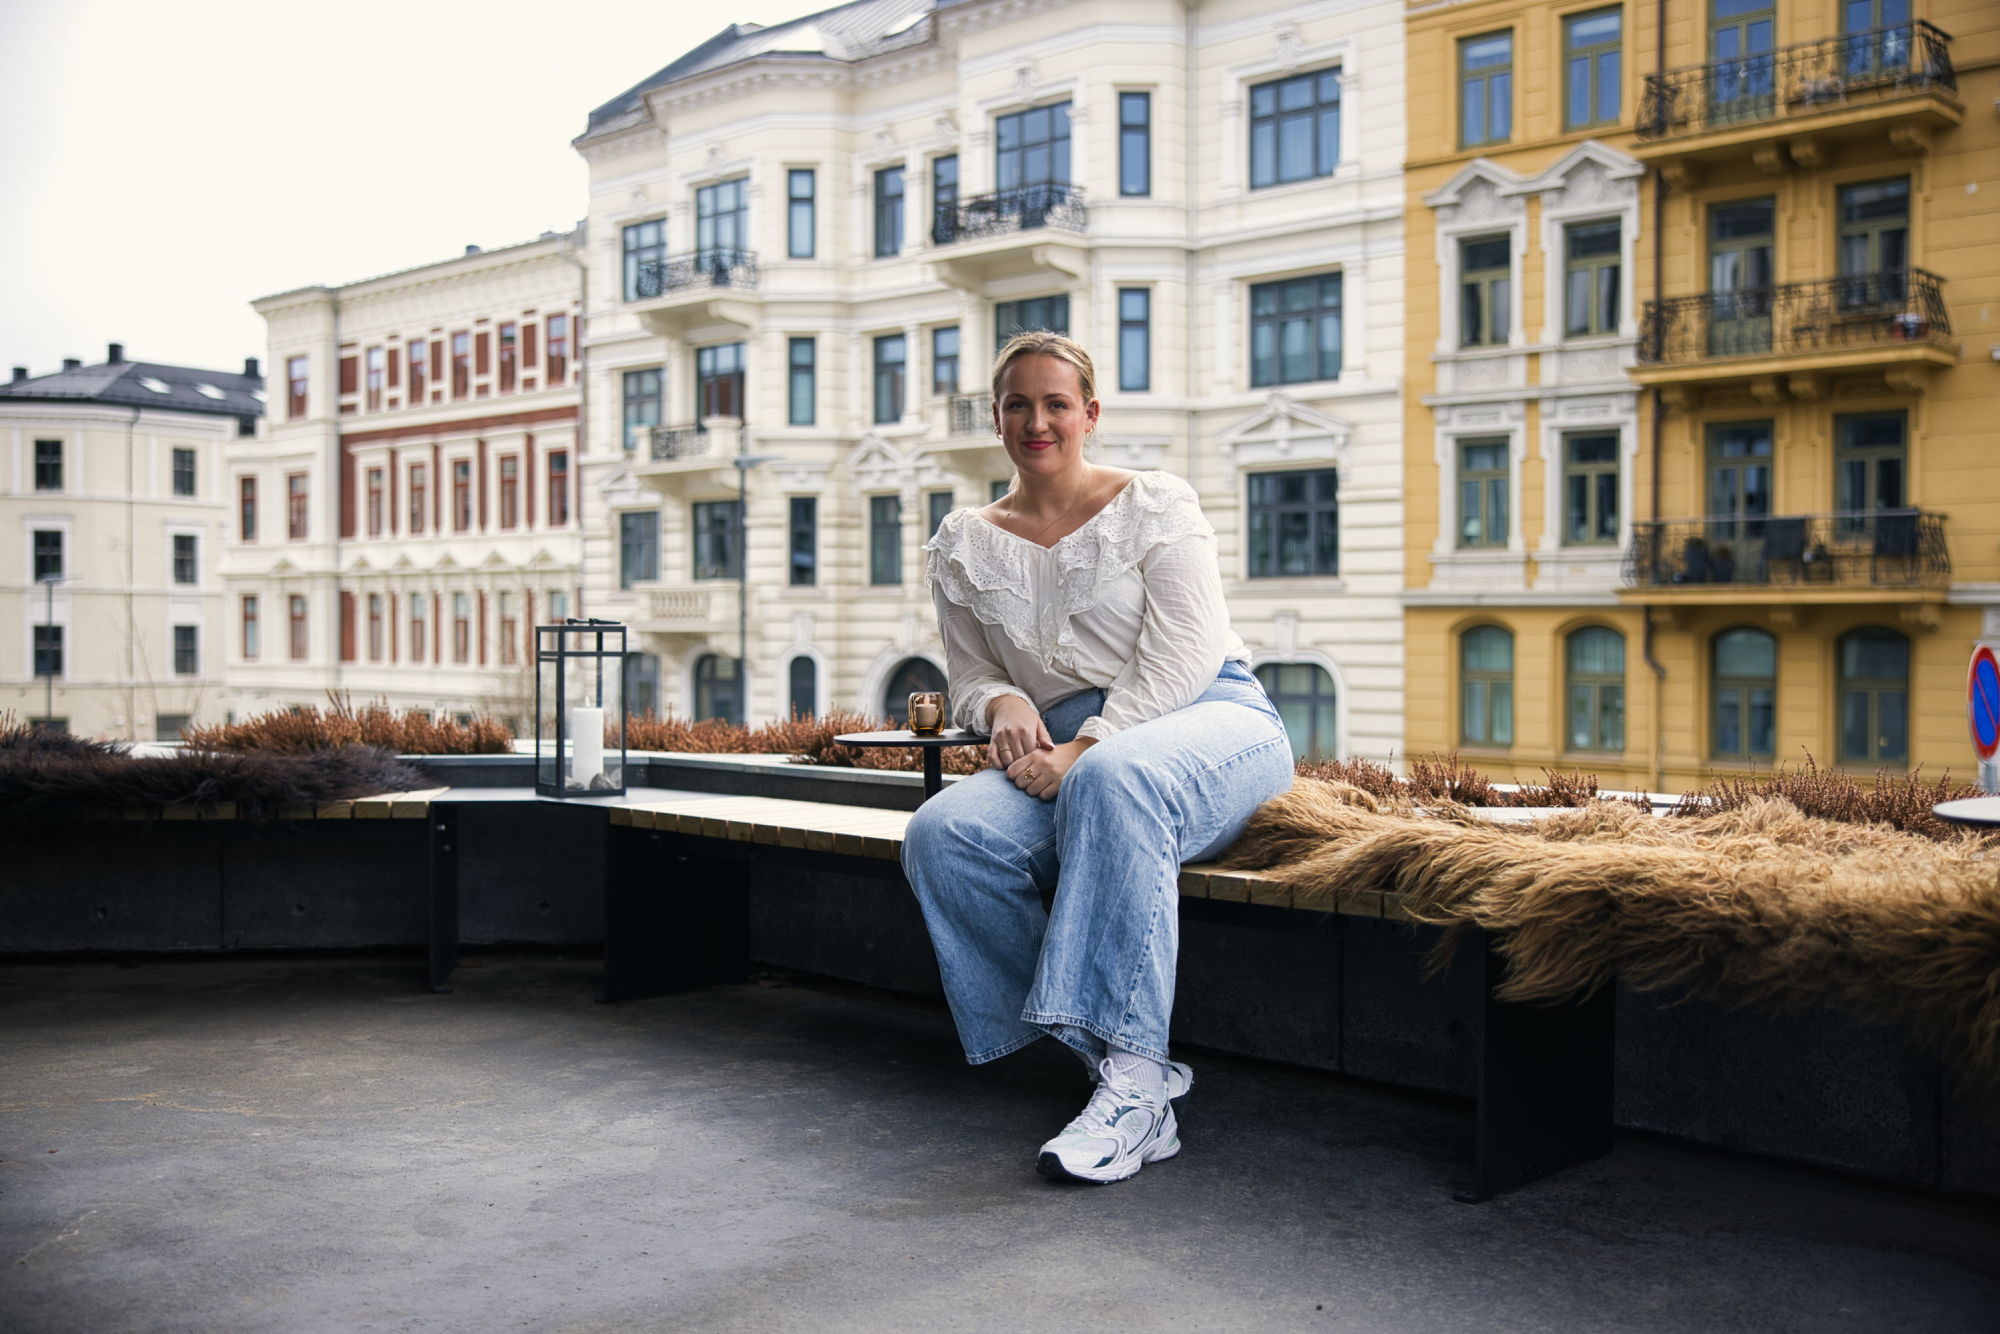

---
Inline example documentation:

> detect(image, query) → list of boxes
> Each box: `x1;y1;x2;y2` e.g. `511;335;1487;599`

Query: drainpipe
126;404;140;739
1184;0;1199;485
558;229;590;620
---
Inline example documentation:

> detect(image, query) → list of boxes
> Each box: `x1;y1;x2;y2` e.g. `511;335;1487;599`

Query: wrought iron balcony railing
649;424;710;462
1637;269;1949;367
631;249;760;298
932;185;1088;246
948;394;988;435
1624;509;1948;589
1637;22;1955;141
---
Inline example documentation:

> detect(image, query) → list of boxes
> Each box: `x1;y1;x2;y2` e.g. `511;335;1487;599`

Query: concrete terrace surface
3;958;1997;1334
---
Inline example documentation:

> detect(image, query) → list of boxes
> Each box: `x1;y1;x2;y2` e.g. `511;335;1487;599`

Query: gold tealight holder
907;691;946;736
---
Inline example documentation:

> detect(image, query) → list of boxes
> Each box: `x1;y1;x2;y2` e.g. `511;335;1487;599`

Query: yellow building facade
1405;0;1999;792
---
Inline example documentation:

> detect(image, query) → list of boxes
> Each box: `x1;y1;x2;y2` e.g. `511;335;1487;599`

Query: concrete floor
2;957;1997;1334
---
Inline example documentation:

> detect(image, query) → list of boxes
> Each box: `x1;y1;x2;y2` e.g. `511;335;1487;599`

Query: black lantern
535;618;628;797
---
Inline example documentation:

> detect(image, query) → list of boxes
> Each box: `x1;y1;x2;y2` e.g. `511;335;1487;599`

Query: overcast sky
0;0;829;380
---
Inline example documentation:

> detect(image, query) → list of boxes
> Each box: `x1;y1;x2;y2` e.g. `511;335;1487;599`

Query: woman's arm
932;582;1050;768
1074;532;1231;742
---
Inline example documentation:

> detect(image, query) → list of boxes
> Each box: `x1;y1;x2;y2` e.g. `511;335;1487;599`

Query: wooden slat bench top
121;788;451;823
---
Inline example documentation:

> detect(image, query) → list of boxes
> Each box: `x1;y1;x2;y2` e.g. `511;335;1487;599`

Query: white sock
1106;1046;1168;1096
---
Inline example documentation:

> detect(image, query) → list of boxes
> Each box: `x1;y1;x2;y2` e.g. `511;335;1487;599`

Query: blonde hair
989;330;1098;405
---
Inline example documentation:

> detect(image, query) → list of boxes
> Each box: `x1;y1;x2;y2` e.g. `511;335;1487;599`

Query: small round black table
1933;795;2000;829
834;729;988;800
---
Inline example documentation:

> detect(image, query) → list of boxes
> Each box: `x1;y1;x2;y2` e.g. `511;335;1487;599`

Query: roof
0;353;264;420
582;0;938;138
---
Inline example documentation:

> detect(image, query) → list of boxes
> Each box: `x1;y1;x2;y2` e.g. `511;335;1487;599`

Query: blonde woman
903;332;1294;1182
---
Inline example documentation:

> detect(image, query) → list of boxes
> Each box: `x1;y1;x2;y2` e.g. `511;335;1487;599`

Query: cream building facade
576;0;1409;760
0;346;262;738
226;238;585;727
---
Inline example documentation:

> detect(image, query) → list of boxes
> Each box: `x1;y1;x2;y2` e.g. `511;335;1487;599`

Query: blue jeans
901;662;1295;1065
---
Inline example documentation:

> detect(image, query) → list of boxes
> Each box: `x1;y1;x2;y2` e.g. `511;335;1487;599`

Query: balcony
1631;270;1953;396
1634;24;1959;173
632;420;745;490
920;393;997;452
1622;509;1949;601
630;581;730;638
628;250;761;338
928;185;1089;289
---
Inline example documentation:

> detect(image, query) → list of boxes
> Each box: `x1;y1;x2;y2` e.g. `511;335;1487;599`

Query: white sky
0;0;830;380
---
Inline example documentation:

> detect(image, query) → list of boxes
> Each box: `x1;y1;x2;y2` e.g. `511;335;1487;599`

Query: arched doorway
882;657;946;725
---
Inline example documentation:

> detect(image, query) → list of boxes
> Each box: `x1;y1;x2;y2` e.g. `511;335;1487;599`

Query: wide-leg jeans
901;662;1295;1066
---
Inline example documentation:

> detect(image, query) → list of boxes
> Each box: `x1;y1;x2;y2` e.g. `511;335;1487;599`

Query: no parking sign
1971;644;2000;792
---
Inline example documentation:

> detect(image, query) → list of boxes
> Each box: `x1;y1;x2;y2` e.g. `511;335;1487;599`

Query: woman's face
992;354;1098;482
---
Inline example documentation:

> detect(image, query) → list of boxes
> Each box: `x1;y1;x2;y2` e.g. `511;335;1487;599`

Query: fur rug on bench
1217;780;2000;1079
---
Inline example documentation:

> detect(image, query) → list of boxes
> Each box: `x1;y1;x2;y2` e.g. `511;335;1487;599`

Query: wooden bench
603;790;1614;1201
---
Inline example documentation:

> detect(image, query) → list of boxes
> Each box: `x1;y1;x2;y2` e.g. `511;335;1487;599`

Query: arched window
1564;626;1625;752
693;654;743;725
1255;662;1338;760
1711;628;1776;761
626;652;661;719
1460;626;1514;746
883;658;946;724
788;655;817;720
1837;627;1908;765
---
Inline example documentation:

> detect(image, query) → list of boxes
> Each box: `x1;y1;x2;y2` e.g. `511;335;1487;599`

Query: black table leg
923;748;942;799
428;804;460;994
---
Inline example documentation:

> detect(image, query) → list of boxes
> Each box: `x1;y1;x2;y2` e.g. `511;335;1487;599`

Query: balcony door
1708;0;1775;125
695;178;749;269
1843;0;1912;82
994;102;1071;229
1837;178;1909;309
1705;423;1773;569
696;342;745;420
1708;198;1774;356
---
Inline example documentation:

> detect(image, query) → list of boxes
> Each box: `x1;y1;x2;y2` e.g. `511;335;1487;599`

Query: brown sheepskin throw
1217;779;2000;1080
0;743;429;822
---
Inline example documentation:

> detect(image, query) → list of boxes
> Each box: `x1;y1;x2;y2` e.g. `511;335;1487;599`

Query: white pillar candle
570;706;605;787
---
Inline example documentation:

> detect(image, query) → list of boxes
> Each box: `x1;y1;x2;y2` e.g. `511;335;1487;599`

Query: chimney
10;367;26;383
62;358;81;371
464;244;482;256
107;342;125;364
244;356;261;380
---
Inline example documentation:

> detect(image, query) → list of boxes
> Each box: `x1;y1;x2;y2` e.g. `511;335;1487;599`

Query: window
1247;470;1339;578
1564;221;1621;338
1564;8;1622;130
366;467;385;536
241;596;259;660
1710;0;1777;125
1460;626;1514;746
1562;433;1620;546
787;170;815;259
1838;627;1908;765
33;529;63;581
498;592;517;666
1460;236;1512;347
693;654;743;725
932;327;960;396
1564;626;1625;752
619;511;659;589
695;177;749;264
628;651;660;718
1836;177;1909;306
33;624;62;678
547;452;570;525
287;473;308;540
365;346;385;410
931;154;958;244
1842;0;1913;79
1458;438;1510;548
408;463;428;534
237;477;256;541
288;594;308;661
287;356;309;418
884;659;947;724
34;439;62;491
995;102;1072;201
1120;92;1152;196
870;495;902;585
1459;32;1514;148
993;295;1070;351
1708;197;1775;355
499;457;519;529
693;500;741;581
789;497;817;587
874;166;905;258
1249;274;1341;387
623;219;666;300
172;534;197;585
788;338;815;426
155;714;189;742
497;324;517;393
1255;663;1338;760
873;334;906;424
173;625;198;677
788;656;816;719
172;447;196;497
409;594;427;663
1118;289;1151;392
450;333;470;399
1705;421;1773;526
1835;412;1906;515
991;478;1013;503
546;315;570;383
696;343;745;419
368;594;385;661
451;460;472;532
452;593;471;663
623;368;663;452
1712;627;1776;761
1250;68;1340;188
927;490;954;538
408;338;429;403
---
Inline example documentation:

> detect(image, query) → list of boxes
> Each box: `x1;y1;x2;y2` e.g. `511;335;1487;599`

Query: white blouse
925;471;1250;741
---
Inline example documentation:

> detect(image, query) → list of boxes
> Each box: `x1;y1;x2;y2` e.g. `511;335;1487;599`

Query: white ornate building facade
225;238;585;727
575;0;1408;760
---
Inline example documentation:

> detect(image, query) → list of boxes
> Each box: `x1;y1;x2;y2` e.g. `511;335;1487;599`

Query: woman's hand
985;695;1052;772
1007;738;1094;802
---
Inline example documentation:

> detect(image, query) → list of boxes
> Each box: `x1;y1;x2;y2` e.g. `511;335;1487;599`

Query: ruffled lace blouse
924;470;1249;741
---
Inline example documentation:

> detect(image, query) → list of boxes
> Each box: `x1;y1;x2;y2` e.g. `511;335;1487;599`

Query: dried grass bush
1673;755;1982;841
184;695;513;756
624;710;985;775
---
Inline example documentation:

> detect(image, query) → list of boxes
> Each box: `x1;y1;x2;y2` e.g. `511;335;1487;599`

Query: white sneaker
1038;1058;1181;1183
1090;1058;1192;1109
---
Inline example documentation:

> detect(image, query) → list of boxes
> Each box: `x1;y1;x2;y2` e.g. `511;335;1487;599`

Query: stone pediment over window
851;433;950;495
1425;142;1639;222
598;464;651;510
389;554;418;573
267;557;303;577
1424;161;1525;227
478;552;512;571
343;554;375;575
1219;393;1354;476
524;547;567;571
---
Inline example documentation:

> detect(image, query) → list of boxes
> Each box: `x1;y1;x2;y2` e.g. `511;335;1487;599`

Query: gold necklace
1015;471;1094;545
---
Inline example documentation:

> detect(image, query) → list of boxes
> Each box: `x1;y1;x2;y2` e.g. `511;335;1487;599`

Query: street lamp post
731;450;781;726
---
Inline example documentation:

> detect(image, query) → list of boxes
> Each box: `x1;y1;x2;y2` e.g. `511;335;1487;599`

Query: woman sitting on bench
903;332;1294;1183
